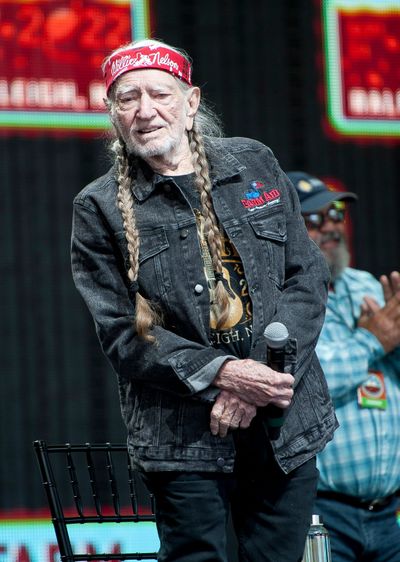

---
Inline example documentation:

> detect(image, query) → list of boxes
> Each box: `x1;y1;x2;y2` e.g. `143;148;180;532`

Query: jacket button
216;457;225;467
194;284;204;294
180;229;189;239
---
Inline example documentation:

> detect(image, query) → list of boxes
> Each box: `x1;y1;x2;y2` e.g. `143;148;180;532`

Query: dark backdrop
1;0;399;509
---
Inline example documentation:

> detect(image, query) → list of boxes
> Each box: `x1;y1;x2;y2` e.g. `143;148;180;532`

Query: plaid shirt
316;267;400;499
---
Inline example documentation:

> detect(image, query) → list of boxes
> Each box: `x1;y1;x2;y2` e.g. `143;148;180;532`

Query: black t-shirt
165;173;253;358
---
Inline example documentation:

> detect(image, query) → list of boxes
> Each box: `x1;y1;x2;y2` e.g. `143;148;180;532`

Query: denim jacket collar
131;139;246;202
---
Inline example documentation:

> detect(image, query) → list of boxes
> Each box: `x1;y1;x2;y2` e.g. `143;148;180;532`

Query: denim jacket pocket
249;212;287;287
293;359;332;429
115;227;172;299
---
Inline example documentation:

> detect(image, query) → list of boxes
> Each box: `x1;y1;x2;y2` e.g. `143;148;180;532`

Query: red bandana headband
103;45;192;95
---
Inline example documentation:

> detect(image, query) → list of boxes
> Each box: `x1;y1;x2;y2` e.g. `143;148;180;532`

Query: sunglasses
304;203;346;229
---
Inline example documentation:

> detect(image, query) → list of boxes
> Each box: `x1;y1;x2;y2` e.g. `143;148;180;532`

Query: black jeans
142;420;319;562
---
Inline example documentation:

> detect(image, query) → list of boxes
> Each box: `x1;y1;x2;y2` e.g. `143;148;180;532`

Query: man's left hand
210;390;257;438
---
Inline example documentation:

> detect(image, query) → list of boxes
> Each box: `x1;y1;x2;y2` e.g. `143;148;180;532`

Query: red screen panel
322;0;400;139
0;0;150;133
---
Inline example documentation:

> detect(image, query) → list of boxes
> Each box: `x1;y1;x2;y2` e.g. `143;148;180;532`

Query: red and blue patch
241;181;281;211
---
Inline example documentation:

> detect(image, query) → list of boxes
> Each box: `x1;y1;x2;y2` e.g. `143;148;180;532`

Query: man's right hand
213;358;294;408
358;270;400;353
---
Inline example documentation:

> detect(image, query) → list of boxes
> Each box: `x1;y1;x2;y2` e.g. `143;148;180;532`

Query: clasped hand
209;358;294;438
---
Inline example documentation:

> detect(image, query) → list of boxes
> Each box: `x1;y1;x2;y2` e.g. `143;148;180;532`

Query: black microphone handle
267;347;286;372
263;321;289;429
266;347;286;427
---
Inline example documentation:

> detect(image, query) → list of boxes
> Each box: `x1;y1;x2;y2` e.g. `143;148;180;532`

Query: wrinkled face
304;203;350;280
111;68;199;162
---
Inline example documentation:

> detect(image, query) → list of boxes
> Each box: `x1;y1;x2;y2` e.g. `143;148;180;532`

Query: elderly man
288;170;400;562
71;40;336;562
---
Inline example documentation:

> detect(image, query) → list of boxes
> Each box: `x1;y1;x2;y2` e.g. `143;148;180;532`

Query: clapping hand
358;271;400;353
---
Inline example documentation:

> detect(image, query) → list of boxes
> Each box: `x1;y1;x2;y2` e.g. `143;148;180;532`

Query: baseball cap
286;171;357;213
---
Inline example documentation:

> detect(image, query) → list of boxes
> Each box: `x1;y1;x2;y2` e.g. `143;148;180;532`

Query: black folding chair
33;440;158;561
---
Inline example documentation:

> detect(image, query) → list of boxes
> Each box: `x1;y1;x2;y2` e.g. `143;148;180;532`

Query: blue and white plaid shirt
316;267;400;499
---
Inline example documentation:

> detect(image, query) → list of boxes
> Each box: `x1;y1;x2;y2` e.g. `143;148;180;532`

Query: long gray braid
189;125;231;329
113;140;161;341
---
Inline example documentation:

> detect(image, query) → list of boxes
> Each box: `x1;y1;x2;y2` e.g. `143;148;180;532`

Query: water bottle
302;514;332;562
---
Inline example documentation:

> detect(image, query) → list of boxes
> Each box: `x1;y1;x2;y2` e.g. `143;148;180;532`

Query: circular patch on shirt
361;373;384;399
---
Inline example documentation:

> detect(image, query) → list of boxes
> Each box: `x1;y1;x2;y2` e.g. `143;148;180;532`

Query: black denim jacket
71;137;337;474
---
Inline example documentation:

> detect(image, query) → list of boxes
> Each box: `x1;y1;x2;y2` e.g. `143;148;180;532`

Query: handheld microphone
263;322;289;428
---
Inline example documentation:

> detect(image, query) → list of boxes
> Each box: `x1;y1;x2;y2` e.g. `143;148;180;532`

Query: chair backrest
33;440;158;561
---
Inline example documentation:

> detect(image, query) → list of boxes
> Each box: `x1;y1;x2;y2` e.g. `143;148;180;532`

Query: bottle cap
311;514;323;525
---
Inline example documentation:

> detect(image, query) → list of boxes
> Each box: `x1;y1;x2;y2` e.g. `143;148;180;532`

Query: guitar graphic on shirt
209;264;244;329
198;234;243;329
195;209;244;329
